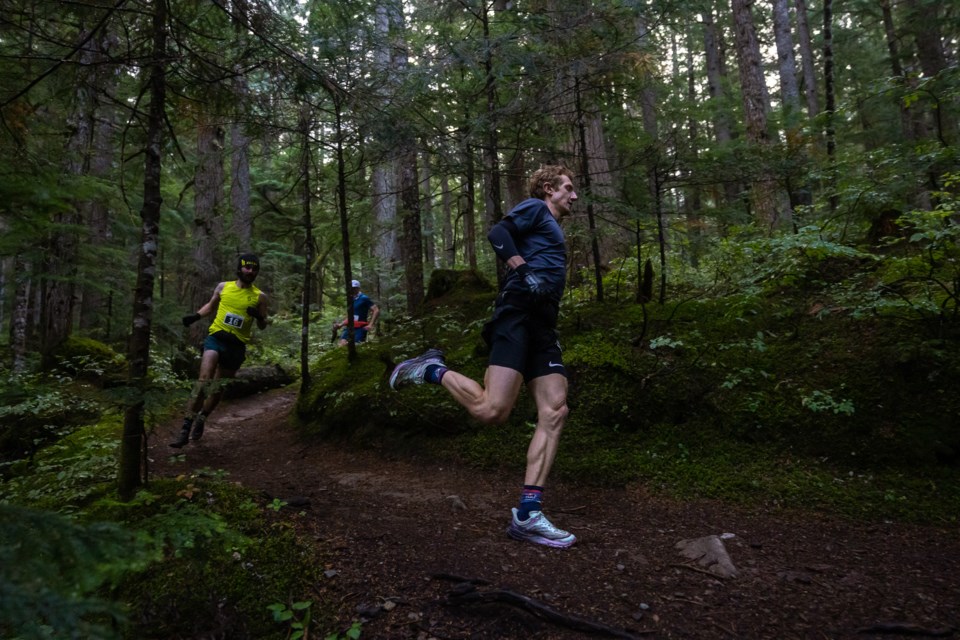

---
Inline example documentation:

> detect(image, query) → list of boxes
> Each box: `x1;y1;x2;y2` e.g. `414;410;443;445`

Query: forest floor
149;386;960;640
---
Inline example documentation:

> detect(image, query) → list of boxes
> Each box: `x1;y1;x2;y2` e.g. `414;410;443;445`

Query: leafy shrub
0;504;158;640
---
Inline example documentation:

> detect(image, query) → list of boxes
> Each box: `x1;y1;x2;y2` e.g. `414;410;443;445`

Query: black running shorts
203;330;247;371
482;294;566;382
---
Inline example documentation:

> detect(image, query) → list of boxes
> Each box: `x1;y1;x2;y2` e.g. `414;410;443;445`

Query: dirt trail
150;387;960;639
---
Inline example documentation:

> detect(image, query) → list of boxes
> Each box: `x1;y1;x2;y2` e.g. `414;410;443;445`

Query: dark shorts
482;293;566;382
203;331;247;371
339;327;368;342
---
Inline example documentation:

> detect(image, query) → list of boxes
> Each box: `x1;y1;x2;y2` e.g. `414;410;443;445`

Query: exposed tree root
436;575;651;639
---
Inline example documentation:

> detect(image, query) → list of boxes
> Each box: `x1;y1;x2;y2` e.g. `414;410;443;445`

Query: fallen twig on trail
440;581;651;638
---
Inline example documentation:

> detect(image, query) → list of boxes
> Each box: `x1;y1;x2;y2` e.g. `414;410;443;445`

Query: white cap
351;279;361;288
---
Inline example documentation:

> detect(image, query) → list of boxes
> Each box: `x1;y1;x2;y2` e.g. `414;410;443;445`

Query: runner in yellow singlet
171;253;269;448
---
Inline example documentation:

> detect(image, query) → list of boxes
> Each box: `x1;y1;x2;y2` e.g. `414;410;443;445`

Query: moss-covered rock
295;270;496;451
49;336;126;388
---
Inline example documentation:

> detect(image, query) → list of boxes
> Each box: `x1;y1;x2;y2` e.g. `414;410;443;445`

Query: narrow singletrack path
149;387;960;639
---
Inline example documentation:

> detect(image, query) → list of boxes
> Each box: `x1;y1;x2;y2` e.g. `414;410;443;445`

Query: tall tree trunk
685;42;703;268
794;0;819;118
372;2;399;311
505;149;526;212
575;76;604;302
772;0;805;213
480;2;503;234
880;0;917;143
299;105;313;389
773;0;801;127
421;150;435;268
10;256;31;375
230;123;252;247
334;96;358;361
441;172;454;268
903;0;955;147
120;0;167;501
188;120;226;344
823;0;838;213
42;24;102;361
731;0;786;230
462;139;477;270
230;0;252;247
703;5;741;210
636;11;665;301
372;160;399;304
399;150;424;314
78;28;119;337
389;3;424;313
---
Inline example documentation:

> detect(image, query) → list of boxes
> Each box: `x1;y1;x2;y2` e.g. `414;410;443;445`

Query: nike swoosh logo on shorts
548;362;564;368
493;243;504;249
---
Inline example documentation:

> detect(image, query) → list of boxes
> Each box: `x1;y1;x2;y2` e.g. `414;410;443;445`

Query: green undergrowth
1;416;336;640
95;475;335;640
297;267;960;527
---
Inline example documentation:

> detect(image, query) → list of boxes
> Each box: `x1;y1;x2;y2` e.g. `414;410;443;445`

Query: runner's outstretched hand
182;313;201;327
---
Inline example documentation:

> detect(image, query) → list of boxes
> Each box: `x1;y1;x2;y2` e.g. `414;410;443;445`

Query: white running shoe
506;508;576;548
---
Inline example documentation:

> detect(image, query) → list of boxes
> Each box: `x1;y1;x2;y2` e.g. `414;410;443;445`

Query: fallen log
222;364;294;399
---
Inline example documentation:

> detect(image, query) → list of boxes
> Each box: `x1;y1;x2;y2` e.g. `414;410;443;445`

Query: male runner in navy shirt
390;165;578;548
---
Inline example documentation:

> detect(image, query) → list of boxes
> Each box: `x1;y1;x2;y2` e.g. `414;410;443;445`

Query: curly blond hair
527;165;573;200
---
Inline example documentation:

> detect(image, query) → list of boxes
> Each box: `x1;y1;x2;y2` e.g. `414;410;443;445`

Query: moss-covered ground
296;268;960;526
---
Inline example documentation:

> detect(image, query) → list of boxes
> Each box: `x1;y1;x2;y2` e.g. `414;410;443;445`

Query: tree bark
187;119;226;346
685;41;703;267
575;76;604;302
703;5;741;210
772;0;805;212
300;105;313;389
10;256;31;375
823;0;838;213
120;0;167;502
772;0;801;125
77;28;119;337
42;24;102;361
462;137;477;270
372;2;399;311
794;0;819;118
421;150;435;268
903;0;955;146
230;122;252;247
441;171;454;268
480;2;503;235
390;4;424;314
731;0;786;230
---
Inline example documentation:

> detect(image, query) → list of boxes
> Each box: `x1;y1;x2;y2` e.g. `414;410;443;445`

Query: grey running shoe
389;349;445;390
506;508;577;548
190;415;206;441
169;427;190;448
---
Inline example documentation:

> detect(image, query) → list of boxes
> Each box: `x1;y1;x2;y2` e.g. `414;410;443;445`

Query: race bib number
223;312;245;328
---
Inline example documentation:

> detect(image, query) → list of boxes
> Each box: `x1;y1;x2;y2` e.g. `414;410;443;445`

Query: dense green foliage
2;0;960;636
0;424;335;640
297;225;960;525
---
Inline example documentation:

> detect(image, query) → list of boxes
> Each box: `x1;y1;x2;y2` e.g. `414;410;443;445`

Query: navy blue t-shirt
497;198;566;300
352;293;374;322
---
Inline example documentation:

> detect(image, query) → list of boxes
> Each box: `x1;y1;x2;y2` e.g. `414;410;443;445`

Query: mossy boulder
49;336;126;388
295;270;496;451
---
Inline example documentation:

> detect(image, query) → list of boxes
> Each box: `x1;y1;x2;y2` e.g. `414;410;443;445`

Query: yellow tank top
209;281;262;343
